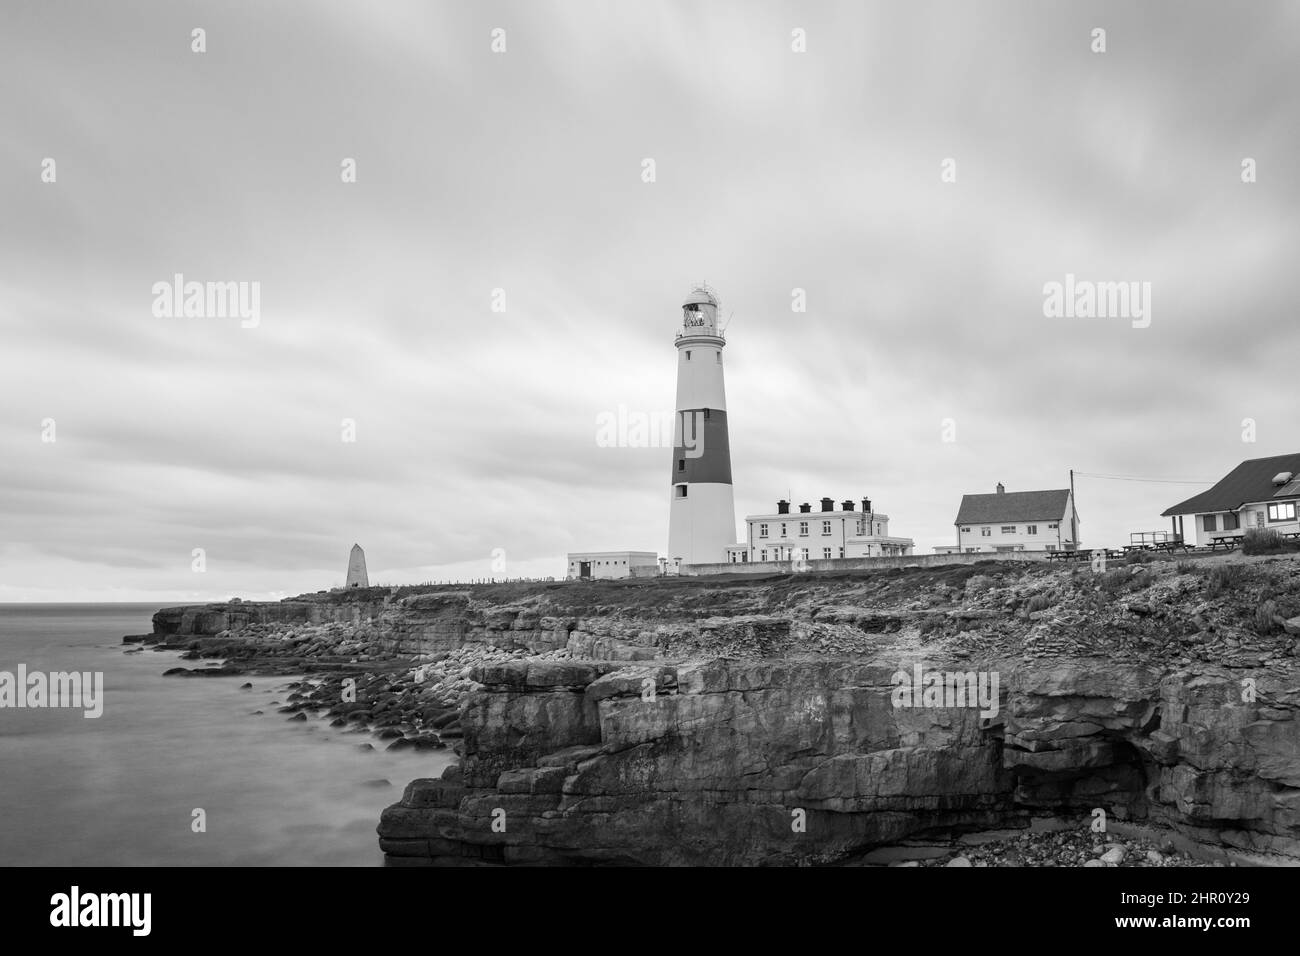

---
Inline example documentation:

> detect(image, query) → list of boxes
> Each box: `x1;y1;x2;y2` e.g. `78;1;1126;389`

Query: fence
679;550;1055;576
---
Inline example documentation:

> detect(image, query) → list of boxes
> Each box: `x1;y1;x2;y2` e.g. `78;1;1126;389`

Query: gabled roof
1161;453;1300;517
955;489;1070;525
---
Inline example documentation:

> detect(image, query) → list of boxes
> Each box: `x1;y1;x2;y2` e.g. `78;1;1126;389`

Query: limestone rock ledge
378;658;1300;866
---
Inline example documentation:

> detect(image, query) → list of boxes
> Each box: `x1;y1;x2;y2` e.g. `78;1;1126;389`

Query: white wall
956;520;1069;552
1186;504;1299;545
744;511;911;559
674;341;727;411
567;552;658;580
668;482;738;565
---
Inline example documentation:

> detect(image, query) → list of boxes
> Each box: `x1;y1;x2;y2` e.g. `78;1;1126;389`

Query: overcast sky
2;0;1298;602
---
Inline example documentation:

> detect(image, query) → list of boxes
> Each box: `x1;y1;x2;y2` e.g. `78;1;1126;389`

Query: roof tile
1162;454;1300;516
955;489;1071;525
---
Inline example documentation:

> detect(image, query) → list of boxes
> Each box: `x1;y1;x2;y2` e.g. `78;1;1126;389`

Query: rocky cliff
374;556;1300;865
137;557;1300;865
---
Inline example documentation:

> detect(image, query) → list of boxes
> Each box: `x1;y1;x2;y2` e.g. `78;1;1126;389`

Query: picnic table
1125;541;1193;556
1206;535;1240;551
1044;548;1122;563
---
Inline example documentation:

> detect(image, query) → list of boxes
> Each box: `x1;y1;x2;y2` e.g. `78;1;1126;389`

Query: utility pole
1069;468;1078;550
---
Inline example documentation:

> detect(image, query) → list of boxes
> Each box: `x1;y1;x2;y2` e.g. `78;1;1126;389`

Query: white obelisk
345;543;369;588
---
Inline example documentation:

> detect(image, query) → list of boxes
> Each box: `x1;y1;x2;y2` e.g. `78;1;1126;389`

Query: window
838;547;844;558
716;353;721;364
759;523;768;537
1048;523;1058;530
675;485;687;498
822;521;831;535
1001;526;1016;534
823;548;832;559
1268;502;1297;522
965;548;978;553
760;550;767;561
1045;545;1057;552
1203;514;1217;532
875;523;881;535
1026;525;1038;535
799;522;808;536
960;527;971;533
1224;513;1240;530
685;351;691;360
781;523;787;537
677;459;685;472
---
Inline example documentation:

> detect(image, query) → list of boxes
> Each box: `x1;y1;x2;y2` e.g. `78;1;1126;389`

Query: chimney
820;497;834;512
841;500;854;512
862;497;872;513
996;482;1005;495
776;500;790;515
799;502;812;513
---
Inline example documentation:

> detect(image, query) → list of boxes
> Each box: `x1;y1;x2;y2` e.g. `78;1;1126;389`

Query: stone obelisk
345;543;369;588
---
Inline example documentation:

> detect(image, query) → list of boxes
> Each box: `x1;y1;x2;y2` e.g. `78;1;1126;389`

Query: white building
566;551;660;580
1161;453;1300;546
952;483;1079;552
667;285;739;566
731;497;914;563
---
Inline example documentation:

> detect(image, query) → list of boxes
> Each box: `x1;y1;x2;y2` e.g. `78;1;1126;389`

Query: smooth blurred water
0;604;453;866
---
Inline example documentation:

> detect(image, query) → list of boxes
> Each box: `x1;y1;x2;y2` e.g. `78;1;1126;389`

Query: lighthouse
667;285;738;567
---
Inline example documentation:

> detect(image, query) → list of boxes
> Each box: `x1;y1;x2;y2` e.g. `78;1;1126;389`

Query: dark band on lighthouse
671;409;733;485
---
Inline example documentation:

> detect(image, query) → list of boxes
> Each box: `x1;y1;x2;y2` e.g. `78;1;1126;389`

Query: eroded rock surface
134;557;1300;865
373;557;1300;865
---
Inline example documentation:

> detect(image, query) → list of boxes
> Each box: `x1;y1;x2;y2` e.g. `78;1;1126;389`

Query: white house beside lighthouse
667;285;738;567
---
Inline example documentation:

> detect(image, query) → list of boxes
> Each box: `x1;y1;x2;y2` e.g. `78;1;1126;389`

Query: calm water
0;604;453;866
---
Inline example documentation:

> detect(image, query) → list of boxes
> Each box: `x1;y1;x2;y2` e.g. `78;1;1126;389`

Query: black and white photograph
1;0;1295;934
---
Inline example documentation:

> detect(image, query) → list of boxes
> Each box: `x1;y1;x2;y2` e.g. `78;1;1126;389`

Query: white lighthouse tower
667;285;737;568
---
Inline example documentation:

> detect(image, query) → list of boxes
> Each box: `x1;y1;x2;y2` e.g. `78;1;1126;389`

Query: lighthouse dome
682;287;719;308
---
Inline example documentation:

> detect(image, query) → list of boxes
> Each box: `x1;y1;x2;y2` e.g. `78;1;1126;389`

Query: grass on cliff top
278;555;1300;625
277;561;1022;609
286;561;1053;616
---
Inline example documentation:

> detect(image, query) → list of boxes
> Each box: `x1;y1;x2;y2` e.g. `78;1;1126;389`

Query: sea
0;603;454;866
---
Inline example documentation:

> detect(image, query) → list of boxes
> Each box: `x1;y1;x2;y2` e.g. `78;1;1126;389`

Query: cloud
1;0;1297;600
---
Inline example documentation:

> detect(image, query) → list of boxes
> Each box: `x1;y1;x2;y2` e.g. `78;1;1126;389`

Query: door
579;561;591;579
